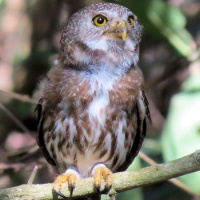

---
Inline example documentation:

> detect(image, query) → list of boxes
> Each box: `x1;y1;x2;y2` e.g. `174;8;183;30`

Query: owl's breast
43;85;138;177
43;66;142;176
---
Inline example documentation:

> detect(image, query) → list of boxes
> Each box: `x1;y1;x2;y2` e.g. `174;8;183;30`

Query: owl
36;2;151;200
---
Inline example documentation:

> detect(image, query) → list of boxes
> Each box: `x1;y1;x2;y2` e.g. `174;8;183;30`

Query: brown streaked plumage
35;2;151;200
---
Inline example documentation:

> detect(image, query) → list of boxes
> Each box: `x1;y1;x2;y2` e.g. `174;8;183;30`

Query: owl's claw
92;164;113;192
54;188;67;198
53;169;80;198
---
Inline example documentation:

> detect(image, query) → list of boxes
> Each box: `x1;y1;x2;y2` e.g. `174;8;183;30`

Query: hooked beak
104;21;127;40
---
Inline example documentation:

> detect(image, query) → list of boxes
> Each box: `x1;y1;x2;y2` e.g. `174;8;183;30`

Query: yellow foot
92;164;112;191
53;168;80;198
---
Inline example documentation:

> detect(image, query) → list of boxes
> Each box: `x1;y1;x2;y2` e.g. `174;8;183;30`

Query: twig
0;102;30;133
0;90;38;104
7;144;39;161
139;151;157;165
139;151;198;197
0;149;200;200
27;165;38;185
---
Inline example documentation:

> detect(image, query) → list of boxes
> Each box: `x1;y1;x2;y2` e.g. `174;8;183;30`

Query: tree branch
0;90;37;104
1;150;200;200
0;102;31;134
138;151;198;196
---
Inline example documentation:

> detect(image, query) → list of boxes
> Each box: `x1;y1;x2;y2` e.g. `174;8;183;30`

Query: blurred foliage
106;0;196;57
162;69;200;194
0;0;5;13
182;70;200;92
0;0;200;199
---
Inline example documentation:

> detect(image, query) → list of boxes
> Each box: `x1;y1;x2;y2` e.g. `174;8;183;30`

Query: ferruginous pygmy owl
36;2;151;200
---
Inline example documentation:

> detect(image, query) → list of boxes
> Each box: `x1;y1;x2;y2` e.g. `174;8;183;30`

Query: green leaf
147;1;195;56
182;72;200;92
148;0;186;30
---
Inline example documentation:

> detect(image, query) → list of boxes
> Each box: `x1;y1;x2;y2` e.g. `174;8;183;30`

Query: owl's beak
105;21;127;40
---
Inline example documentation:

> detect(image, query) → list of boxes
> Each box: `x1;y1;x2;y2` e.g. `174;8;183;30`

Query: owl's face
59;3;142;74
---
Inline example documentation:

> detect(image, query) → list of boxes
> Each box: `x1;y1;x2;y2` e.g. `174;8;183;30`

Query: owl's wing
35;99;56;166
116;90;151;172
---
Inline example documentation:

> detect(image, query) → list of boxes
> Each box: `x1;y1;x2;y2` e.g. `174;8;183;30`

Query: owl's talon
55;189;67;198
69;184;75;196
53;169;80;198
92;164;113;192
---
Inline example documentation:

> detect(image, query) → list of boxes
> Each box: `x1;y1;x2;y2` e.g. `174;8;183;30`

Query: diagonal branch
0;102;30;133
138;151;198;196
0;150;200;200
0;90;38;104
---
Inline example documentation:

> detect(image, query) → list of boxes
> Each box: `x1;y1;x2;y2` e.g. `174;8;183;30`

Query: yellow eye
93;15;107;27
128;15;135;27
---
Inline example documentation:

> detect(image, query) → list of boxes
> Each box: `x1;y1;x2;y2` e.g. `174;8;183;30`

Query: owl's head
59;3;142;74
